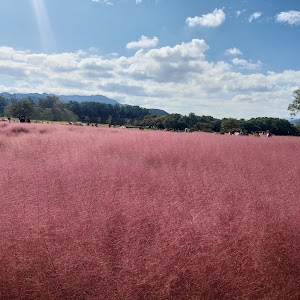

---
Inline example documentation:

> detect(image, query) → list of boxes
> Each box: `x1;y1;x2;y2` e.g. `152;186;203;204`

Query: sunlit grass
1;122;300;299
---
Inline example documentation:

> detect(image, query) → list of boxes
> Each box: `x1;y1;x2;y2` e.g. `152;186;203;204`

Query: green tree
0;96;8;117
212;119;222;132
268;118;298;136
106;115;113;125
288;88;300;116
163;113;182;130
244;117;299;136
38;96;62;109
241;121;260;133
5;98;35;119
195;122;214;132
186;113;198;128
221;118;241;133
34;107;78;122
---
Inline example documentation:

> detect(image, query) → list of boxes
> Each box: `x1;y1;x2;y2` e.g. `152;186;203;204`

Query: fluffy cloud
0;41;299;119
186;9;225;27
276;11;300;25
249;12;262;22
125;39;211;82
126;36;159;49
225;48;243;56
232;58;262;70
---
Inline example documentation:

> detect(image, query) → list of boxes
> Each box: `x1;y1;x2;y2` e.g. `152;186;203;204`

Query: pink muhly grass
0;123;300;299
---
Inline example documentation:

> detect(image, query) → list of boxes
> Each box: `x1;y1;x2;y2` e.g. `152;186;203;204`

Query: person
19;115;26;123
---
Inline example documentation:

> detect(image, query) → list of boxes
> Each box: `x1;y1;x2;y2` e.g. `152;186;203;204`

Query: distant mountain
0;92;119;105
289;118;300;125
0;92;52;102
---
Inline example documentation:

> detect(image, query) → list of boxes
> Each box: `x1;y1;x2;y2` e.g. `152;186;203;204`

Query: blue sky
1;0;300;118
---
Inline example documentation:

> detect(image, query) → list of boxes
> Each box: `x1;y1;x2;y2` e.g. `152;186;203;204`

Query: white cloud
186;9;225;28
276;11;300;25
225;48;243;56
232;58;262;70
125;39;211;82
232;94;254;103
0;41;299;119
249;12;262;22
136;0;142;3
126;35;159;49
91;0;114;5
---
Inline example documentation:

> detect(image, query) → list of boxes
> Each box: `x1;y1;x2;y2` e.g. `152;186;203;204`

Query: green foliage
138;113;223;132
241;121;261;133
163;114;185;130
5;98;35;118
195;122;214;132
221;118;242;133
37;96;62;109
212;119;222;132
106;115;113;125
65;101;149;124
34;107;78;122
33;96;77;121
138;114;299;136
288;88;300;116
0;96;9;117
246;117;298;136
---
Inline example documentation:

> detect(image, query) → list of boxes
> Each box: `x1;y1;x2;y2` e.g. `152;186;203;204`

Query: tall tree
288;88;300;116
38;96;62;109
221;118;241;133
5;98;35;119
0;96;8;116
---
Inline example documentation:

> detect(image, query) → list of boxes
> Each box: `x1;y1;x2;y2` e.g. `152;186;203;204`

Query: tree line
136;113;298;136
1;94;299;136
1;95;149;125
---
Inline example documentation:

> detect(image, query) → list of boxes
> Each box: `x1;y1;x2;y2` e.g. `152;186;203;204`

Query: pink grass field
1;122;300;300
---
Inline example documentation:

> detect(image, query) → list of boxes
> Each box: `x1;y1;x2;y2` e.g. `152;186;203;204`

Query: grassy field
1;122;300;299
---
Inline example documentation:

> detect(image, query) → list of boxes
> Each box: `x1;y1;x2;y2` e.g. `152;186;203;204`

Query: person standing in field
19;115;26;123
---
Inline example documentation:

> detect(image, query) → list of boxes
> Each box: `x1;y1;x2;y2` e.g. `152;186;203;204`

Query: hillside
148;108;169;116
0;92;119;105
0;92;169;116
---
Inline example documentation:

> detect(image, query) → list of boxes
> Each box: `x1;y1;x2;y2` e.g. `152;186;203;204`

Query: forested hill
148;109;169;116
0;94;169;126
0;93;119;105
0;92;169;116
